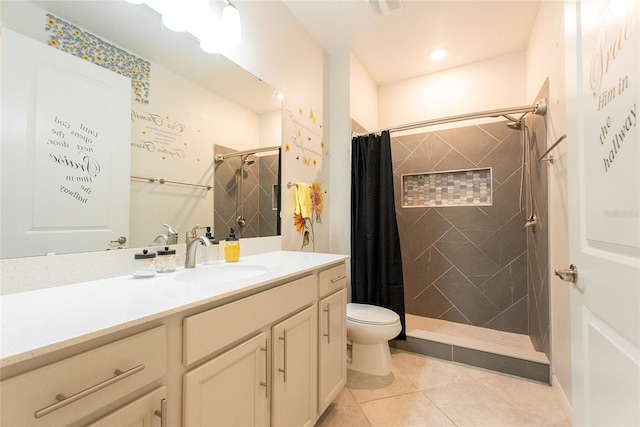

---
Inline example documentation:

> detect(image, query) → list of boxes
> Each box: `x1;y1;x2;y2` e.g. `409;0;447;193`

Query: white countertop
0;251;348;368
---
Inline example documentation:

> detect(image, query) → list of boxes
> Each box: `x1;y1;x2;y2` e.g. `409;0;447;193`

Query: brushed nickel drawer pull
34;364;145;419
278;329;288;383
330;275;347;284
154;398;167;427
260;338;271;398
323;306;331;344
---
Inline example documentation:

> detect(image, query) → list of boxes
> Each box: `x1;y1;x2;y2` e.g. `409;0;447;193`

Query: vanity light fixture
430;47;448;61
221;1;241;46
126;0;242;52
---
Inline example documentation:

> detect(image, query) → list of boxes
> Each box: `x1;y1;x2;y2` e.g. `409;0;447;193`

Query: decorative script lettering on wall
130;109;188;161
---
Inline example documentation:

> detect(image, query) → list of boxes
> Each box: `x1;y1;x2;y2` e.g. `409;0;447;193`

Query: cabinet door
318;288;347;414
272;305;317;427
183;332;269;427
86;387;166;427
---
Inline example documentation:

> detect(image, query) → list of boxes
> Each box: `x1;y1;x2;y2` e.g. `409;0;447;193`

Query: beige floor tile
391;350;476;390
347;368;419;403
360;392;455;427
476;374;568;425
315;401;372;427
331;387;359;406
423;380;534;426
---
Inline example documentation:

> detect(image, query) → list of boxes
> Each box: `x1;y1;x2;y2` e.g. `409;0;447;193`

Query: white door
564;1;640;425
1;29;131;258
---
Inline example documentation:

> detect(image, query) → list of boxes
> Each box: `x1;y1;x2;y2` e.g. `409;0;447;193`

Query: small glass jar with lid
133;249;157;277
156;246;177;273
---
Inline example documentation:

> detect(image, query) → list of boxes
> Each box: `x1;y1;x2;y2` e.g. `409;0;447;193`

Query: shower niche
402;168;492;208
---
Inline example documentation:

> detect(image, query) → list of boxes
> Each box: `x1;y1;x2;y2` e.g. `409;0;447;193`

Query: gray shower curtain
351;130;406;339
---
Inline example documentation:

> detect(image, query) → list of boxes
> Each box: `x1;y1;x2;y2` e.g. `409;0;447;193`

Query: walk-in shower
353;88;551;382
213;145;281;238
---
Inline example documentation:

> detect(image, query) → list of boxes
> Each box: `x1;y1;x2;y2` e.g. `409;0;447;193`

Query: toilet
346;303;402;376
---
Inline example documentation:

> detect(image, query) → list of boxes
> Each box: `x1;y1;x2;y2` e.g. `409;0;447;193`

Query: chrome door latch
555;264;578;283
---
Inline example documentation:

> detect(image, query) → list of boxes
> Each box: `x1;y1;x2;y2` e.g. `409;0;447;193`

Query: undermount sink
173;263;269;283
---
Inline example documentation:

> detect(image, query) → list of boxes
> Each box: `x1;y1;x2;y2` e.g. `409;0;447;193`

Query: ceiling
282;0;541;86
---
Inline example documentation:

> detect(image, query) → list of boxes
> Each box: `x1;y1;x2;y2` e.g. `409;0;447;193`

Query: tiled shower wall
214;145;278;239
386;116;549;356
526;83;550;356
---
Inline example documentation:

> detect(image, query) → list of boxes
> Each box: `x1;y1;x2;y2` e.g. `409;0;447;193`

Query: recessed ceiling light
430;48;448;61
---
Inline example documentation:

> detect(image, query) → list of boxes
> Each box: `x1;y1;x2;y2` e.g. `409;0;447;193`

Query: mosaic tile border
44;13;151;104
402;168;492;207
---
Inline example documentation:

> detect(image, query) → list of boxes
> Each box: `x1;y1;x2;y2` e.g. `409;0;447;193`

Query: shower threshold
392;314;550;383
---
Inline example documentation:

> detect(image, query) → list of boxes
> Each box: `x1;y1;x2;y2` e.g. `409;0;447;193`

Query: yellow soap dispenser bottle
224;227;240;262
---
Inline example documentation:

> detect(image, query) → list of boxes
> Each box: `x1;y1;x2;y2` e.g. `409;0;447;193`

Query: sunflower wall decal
293;181;325;251
44;14;151;104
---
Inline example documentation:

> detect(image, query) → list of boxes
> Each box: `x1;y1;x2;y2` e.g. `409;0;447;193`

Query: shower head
241;154;255;166
507;121;522;130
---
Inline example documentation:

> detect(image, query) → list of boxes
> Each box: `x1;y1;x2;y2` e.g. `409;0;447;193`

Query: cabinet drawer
184;275;316;366
318;263;347;298
0;326;167;427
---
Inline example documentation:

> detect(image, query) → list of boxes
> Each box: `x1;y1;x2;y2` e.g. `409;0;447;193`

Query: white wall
526;0;572;416
378;51;527;129
224;1;329;253
349;53;378;131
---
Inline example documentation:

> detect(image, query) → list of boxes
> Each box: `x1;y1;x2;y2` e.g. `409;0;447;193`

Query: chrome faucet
185;225;211;268
153;223;179;245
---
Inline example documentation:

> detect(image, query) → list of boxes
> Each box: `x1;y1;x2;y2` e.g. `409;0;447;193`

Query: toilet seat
347;303;400;325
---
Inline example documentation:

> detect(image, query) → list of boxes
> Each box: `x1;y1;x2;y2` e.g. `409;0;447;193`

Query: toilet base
348;341;393;376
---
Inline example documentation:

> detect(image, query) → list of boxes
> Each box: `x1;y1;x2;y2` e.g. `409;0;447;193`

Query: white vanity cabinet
317;264;348;415
183;274;318;427
0;326;167;427
86;386;167;427
184;332;270;426
271;304;318;427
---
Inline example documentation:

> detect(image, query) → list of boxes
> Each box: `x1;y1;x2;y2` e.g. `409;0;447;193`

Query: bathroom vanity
0;251;348;426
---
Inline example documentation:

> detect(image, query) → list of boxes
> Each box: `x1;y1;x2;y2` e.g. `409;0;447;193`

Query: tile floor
315;349;571;427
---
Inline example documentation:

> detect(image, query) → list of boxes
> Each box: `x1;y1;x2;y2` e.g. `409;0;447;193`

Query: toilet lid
347;303;400;325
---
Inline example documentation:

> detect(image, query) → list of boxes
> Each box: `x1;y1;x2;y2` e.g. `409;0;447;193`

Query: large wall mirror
1;0;282;258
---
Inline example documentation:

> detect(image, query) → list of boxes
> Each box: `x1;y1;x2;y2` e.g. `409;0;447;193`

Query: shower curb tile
452;346;549;384
391;337;453;362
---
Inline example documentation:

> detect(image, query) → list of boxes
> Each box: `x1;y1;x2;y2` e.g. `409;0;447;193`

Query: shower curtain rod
214;145;280;162
353;98;547;137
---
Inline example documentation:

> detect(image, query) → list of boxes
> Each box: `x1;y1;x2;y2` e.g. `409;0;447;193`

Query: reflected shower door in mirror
1;0;282;256
214;145;281;239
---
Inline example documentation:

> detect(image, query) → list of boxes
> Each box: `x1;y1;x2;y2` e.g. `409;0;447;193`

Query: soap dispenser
203;226;219;264
224;227;240;263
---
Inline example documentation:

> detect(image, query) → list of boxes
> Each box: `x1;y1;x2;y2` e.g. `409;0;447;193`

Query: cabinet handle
323;306;331;344
260;338;270;398
34;364;145;419
154;398;167;427
330;275;347;284
278;329;288;383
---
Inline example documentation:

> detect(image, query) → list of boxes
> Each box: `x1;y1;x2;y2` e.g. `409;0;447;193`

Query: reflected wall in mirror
214;145;281;239
1;0;282;257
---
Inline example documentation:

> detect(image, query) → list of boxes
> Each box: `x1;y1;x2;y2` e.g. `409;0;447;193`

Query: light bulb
430;48;448;61
221;4;241;46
